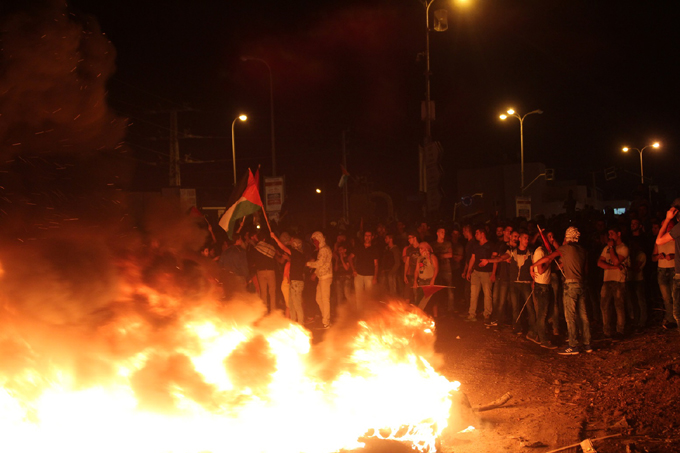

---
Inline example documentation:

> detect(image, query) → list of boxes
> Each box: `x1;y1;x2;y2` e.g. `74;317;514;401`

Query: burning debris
0;227;467;453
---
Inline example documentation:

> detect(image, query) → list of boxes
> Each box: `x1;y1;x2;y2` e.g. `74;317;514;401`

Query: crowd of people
210;198;680;355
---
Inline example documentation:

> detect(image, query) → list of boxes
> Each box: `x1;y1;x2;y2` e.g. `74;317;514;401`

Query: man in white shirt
530;239;556;349
655;199;680;330
598;226;629;338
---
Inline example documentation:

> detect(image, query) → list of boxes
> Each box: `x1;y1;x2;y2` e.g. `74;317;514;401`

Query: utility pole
169;110;180;187
342;130;349;224
146;107;195;187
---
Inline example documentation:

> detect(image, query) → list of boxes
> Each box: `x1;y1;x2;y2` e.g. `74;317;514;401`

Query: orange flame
0;256;461;453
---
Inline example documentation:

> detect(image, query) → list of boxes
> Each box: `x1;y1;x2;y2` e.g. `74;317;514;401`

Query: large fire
0;245;462;453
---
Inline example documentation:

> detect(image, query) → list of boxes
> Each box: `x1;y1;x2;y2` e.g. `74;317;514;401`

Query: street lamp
622;142;660;184
315;187;326;228
231;114;247;185
499;108;543;193
419;0;470;192
241;56;277;176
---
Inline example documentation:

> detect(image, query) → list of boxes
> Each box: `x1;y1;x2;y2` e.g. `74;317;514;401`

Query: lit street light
241;56;277;176
499;108;543;193
622;142;660;184
231;114;247;185
315;187;326;228
419;0;470;192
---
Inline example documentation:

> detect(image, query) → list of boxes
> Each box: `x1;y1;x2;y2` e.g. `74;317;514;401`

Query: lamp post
622;142;660;184
499;108;543;193
241;56;277;176
419;0;468;192
231;114;247;185
315;187;326;228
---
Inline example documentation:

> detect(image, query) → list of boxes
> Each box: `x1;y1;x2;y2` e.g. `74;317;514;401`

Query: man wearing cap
532;226;591;354
656;199;680;329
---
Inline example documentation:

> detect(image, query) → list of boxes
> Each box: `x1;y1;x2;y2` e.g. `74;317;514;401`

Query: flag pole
536;224;567;278
255;165;273;232
261;206;273;232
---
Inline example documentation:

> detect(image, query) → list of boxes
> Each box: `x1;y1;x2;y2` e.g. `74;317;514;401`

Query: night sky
1;0;679;221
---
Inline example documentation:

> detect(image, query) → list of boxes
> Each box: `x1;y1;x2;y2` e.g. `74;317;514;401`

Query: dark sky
2;0;679;215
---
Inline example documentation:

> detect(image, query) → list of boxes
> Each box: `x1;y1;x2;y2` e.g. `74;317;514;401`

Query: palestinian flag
417;285;454;311
219;169;263;238
338;164;350;188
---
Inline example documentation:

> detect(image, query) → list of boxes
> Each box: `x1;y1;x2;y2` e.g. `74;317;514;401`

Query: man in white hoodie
307;231;333;329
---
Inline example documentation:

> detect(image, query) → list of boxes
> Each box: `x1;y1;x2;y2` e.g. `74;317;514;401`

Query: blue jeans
563;281;591;347
289;280;305;323
354;275;374;310
658;268;675;323
600;281;625;336
436;271;454;312
510;282;534;331
550;272;562;333
673;275;680;325
379;271;398;296
492;280;510;324
469;271;492;318
335;275;353;306
626;281;647;328
532;283;551;343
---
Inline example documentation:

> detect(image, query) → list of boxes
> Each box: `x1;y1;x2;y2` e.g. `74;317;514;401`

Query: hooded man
306;231;333;329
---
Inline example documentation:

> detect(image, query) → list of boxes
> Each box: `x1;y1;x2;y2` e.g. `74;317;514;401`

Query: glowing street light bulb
231;113;248;185
315;188;322;194
620;142;662;183
497;107;543;192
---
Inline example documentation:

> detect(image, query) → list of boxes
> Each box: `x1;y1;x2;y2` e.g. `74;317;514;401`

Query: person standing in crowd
533;226;591;354
461;224;476;316
485;231;535;335
417;221;433;244
494;225;505;243
433;227;454;314
544;229;563;336
450;226;465;314
653;223;676;329
306;231;333;329
626;240;647;331
334;242;353;307
655;200;680;328
380;233;402;296
270;232;292;318
252;230;278;313
465;226;494;323
218;233;249;297
490;225;514;327
530;236;557;349
350;230;380;310
403;232;421;304
270;232;306;324
598;226;629;338
414;242;439;313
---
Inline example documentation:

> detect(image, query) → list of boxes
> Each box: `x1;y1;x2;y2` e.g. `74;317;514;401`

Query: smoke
0;1;127;159
0;196;230;404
